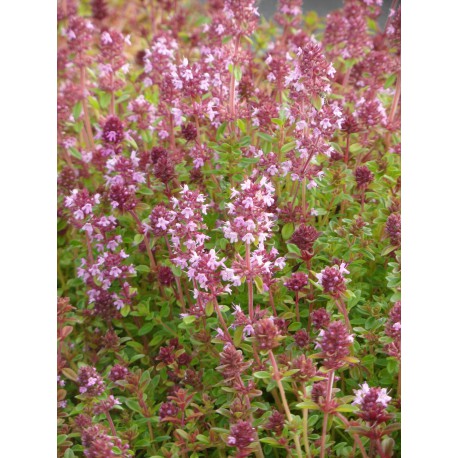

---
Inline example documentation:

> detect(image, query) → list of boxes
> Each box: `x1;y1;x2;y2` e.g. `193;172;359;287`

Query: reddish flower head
102;116;124;145
316;263;349;298
310;308;331;329
158;266;175;286
91;0;108;20
108;364;129;382
291;354;316;382
318;321;354;369
354;165;374;189
290;225;321;252
253;317;281;350
353;382;392;425
227;420;256;455
77;366;105;397
385;213;401;246
284;272;309;292
265;409;285;434
293;329;310;348
217;344;251;379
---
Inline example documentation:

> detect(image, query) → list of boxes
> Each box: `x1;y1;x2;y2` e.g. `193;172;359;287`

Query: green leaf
238;138;251;150
148;334;163;347
288;322;302;332
183;315;196;325
205;301;214;317
287;243;302;256
281;141;296;153
237;120;247;134
347;426;370;435
343;356;360;364
311;94;322;111
296;399;320;410
72;101;82;120
254;276;264;294
175;429;189;439
57;435;68;446
330;142;343;154
140;370;151;386
138;187;154;198
216;122;227;140
257;132;274;142
260;438;280;446
253;371;272;380
196;434;210;444
69;147;82;160
153;435;171;442
381;245;397;256
234;326;243;347
271;118;285;127
171;265;182;277
62;368;78;382
386;358;399;374
234;65;242;82
334;404;359;413
361;249;375;261
64;449;75;458
130;353;146;363
138;322;154;336
100;92;111;109
283;369;300;377
282;223;295;240
133;234;144;245
311;208;327;216
135;265;150;273
349;143;363;153
127;137;138;150
125;398;142;414
383;422;401;434
384;74;397;89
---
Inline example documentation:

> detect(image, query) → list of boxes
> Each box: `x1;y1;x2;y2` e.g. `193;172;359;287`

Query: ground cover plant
57;0;401;456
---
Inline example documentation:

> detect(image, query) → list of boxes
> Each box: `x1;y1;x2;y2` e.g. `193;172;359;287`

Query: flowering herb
57;1;401;457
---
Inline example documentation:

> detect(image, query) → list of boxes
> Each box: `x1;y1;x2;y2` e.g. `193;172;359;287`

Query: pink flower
353;382;371;405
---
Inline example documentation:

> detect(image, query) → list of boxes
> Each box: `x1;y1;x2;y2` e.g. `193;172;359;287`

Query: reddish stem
320;370;335;458
246;242;254;320
106;411;117;437
129;210;166;299
79;66;95;151
164;237;186;311
295;291;300;322
335;413;369;458
345;132;350;164
213;297;231;340
336;296;352;332
268;290;278;316
268;350;303;458
85;233;95;265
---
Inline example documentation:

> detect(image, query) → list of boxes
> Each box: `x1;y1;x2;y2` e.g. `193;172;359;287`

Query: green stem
301;383;312;458
269;350;303;458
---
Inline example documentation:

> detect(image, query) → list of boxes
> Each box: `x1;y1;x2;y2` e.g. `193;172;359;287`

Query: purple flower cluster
353;382;392;425
77;366;105;397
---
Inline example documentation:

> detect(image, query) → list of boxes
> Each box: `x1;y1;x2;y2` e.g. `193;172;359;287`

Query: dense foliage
57;1;401;457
